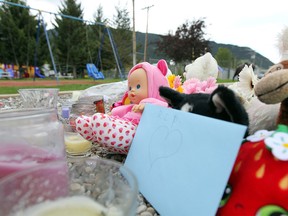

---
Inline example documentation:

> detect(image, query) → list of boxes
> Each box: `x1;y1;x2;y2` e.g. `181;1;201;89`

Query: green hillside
136;31;274;69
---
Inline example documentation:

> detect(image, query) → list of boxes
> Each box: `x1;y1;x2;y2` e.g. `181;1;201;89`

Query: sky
25;0;288;65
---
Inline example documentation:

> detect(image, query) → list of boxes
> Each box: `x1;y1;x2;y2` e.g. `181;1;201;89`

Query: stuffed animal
159;85;249;127
216;125;288;216
232;62;256;81
184;52;219;81
75;59;170;154
216;27;288;216
228;64;280;135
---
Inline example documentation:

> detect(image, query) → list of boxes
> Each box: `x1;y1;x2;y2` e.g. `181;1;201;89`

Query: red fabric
217;140;288;215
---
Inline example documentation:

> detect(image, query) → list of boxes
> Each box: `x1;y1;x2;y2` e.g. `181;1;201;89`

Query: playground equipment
86;63;104;80
1;1;126;81
86;26;125;80
32;12;58;81
0;68;13;79
34;67;45;78
96;27;125;80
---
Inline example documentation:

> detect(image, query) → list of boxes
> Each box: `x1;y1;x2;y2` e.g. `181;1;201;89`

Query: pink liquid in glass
0;143;66;179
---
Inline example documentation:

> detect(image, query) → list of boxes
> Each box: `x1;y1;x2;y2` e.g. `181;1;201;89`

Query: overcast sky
25;0;288;65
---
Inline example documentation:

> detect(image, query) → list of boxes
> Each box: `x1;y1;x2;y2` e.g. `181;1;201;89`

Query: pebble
140;212;153;216
146;207;156;215
137;204;147;214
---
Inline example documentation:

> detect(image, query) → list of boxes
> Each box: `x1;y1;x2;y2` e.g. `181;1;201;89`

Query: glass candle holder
18;88;59;109
0;108;66;180
64;131;92;157
0;158;138;216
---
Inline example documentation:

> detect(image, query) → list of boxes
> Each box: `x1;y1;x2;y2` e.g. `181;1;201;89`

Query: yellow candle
64;132;92;156
14;195;123;216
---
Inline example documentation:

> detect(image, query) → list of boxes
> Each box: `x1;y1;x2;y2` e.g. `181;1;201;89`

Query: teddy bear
216;27;288;216
184;52;219;81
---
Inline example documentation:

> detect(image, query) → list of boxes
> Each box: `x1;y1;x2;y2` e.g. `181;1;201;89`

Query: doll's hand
132;103;145;113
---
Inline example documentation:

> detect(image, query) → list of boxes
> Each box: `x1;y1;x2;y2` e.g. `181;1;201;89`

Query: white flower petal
235;65;259;101
265;132;288;161
247;130;273;142
272;147;288;161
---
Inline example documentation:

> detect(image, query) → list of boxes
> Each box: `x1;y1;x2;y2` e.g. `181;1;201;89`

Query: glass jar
18;88;59;109
0;108;66;179
68;102;96;132
78;95;105;113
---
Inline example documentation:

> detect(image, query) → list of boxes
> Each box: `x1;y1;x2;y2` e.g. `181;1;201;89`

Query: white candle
14;196;123;216
64;132;92;156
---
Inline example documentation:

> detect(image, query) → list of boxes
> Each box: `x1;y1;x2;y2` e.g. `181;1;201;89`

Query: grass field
0;78;233;95
0;78;122;94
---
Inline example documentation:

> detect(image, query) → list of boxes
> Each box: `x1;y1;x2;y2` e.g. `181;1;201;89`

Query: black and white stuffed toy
159;85;249;128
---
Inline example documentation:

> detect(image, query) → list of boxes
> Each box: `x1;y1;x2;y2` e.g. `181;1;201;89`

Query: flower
229;64;258;103
167;74;184;93
237;64;259;100
167;74;217;94
182;76;217;94
265;132;288;161
246;130;274;142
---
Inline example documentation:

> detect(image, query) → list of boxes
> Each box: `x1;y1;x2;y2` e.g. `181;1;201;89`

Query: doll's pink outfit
75;60;170;154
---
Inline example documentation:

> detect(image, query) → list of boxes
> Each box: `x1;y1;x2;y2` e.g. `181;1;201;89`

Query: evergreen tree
53;0;86;77
112;5;132;71
90;5;114;73
157;19;210;63
34;14;51;70
87;5;105;64
0;0;40;68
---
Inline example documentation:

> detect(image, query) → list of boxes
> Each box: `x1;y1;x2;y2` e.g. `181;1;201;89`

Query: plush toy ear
209;85;249;126
157;59;168;76
159;86;185;109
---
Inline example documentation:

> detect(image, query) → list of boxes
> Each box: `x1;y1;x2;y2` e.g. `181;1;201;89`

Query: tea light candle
64;132;92;156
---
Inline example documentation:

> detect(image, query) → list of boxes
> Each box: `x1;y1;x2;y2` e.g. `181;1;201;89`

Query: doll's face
128;68;148;104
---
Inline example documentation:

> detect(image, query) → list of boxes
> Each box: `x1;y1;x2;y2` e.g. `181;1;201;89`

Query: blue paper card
124;104;247;216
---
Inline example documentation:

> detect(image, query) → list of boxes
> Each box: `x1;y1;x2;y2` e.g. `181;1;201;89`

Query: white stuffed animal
184;52;219;81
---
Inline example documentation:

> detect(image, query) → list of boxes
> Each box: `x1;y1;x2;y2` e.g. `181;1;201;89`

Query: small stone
137;204;147;214
140;211;153;216
70;183;84;193
146;207;155;215
85;166;93;173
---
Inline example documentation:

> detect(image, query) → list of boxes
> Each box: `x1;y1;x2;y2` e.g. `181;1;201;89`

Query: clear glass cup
64;131;92;157
0;108;66;179
18;88;59;108
63;122;92;158
0;157;138;216
68;102;96;132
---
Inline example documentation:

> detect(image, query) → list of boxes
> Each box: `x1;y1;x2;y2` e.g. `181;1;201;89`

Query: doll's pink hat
128;59;169;101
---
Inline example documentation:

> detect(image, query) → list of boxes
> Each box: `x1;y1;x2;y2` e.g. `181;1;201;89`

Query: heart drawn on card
149;126;183;169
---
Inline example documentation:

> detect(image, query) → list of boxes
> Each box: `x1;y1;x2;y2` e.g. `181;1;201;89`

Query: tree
53;0;86;77
215;47;234;79
87;5;107;66
157;19;209;63
89;5;115;72
0;0;43;68
111;5;132;74
215;47;234;69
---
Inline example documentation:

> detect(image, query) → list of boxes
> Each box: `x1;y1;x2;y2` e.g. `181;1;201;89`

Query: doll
75;59;170;154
